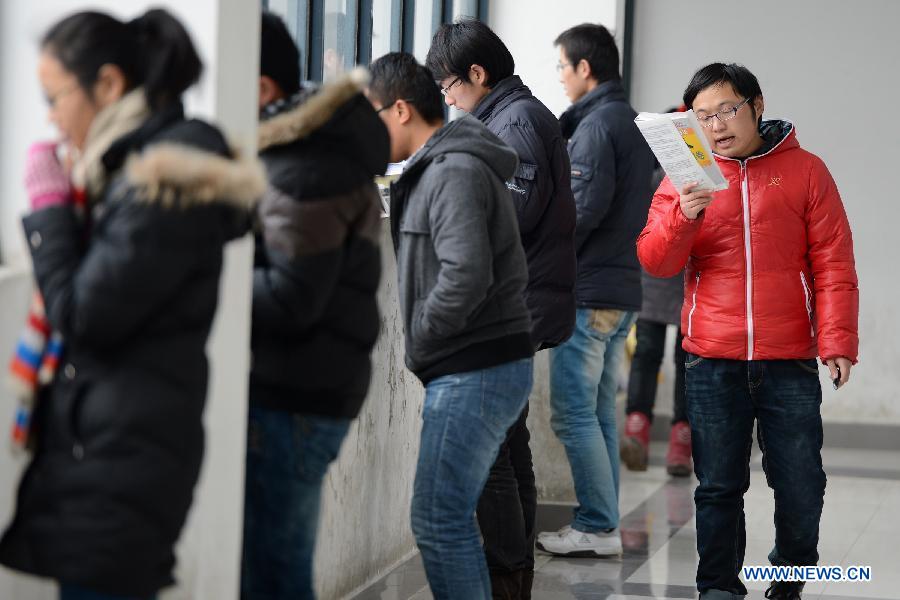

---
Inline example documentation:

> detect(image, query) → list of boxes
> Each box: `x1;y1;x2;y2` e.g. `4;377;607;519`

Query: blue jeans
411;358;533;600
549;308;636;532
686;355;825;598
59;585;155;600
241;405;352;600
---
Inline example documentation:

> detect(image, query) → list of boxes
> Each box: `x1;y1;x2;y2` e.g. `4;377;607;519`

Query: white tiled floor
354;446;900;600
624;449;900;599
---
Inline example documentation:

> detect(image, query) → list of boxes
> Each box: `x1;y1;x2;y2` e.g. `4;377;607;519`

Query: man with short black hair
536;23;656;558
368;52;535;600
427;21;576;598
639;62;859;600
242;12;390;599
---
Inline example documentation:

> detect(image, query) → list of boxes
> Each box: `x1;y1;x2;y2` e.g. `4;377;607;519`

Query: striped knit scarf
9;188;87;452
9;295;63;450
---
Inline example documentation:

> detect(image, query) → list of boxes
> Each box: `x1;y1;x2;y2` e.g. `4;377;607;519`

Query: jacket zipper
740;162;754;360
800;271;814;337
688;272;700;338
716;129;794;361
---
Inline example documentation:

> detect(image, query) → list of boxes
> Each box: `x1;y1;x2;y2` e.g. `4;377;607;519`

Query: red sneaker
666;421;693;477
620;412;650;471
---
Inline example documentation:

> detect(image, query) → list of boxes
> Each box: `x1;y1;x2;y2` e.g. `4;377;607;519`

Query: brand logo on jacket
769;177;782;187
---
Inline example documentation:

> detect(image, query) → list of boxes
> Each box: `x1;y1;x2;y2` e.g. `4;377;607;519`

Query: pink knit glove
24;141;72;211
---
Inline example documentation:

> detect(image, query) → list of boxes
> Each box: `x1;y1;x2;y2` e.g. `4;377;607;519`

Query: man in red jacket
638;63;858;600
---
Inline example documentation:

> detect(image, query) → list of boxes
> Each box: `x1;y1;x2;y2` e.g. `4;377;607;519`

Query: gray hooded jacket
389;116;533;382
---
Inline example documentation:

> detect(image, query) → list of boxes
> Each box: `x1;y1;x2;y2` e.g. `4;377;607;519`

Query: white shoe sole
535;539;622;558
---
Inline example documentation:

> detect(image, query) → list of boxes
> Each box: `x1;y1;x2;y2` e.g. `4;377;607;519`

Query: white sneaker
535;527;622;557
537;524;572;541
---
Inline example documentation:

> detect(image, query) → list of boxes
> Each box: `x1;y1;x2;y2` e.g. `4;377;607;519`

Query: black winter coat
559;80;656;311
250;71;389;418
0;106;262;597
474;76;576;350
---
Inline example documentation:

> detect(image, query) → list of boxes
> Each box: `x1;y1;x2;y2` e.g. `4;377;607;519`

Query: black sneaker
765;581;804;599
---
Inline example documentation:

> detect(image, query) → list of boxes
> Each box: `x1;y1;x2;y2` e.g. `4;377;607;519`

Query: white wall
630;0;900;424
314;227;426;600
488;0;621;117
0;2;257;599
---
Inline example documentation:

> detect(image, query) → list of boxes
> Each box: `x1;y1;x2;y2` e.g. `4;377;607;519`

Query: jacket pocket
508;162;536;196
687;272;701;338
515;162;537;181
570;162;593;181
65;380;90;461
800;271;814;337
399;217;433;299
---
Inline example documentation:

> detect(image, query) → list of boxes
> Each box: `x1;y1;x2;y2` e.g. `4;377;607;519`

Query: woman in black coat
0;9;264;600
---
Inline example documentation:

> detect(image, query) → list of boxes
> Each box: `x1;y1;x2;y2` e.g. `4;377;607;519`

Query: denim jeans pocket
794;358;820;375
587;309;624;338
685;353;705;369
291;414;351;481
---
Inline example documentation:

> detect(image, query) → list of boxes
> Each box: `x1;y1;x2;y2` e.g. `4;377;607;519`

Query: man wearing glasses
535;23;655;559
638;63;859;600
367;52;535;600
426;19;576;599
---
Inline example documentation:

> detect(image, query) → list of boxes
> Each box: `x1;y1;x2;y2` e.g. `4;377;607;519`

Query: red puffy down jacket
637;122;858;363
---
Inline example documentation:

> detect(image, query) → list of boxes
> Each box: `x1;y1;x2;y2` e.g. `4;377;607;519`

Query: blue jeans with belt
686;355;825;599
549;308;637;532
411;358;534;600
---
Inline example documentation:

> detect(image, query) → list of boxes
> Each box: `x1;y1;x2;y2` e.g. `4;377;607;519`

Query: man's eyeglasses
440;77;462;97
376;98;415;114
696;98;751;128
555;62;572;72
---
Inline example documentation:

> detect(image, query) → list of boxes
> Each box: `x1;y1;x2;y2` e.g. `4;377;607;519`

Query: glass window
322;0;359;81
370;0;401;62
266;0;490;78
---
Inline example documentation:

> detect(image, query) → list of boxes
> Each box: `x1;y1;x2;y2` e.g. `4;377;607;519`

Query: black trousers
477;404;536;573
625;319;687;424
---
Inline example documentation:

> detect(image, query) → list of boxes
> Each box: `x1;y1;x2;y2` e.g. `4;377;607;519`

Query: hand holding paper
679;183;714;220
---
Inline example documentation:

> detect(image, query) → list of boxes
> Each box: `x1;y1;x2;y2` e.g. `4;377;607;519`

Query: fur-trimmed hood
125;143;266;209
258;68;371;152
255;68;390;195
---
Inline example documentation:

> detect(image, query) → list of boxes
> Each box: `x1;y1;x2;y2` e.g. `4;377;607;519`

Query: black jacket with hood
474;75;576;349
250;69;390;418
0;91;263;597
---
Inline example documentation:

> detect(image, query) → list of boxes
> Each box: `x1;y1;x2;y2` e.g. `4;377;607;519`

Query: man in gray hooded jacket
368;52;534;600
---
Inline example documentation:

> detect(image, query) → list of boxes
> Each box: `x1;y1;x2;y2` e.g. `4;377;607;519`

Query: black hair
260;11;301;95
683;63;763;120
425;19;514;87
554;23;620;83
41;9;202;111
369;52;444;125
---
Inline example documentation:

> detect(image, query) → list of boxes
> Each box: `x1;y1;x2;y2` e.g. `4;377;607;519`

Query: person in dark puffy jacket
240;13;389;600
0;10;262;600
537;23;656;560
426;21;576;598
